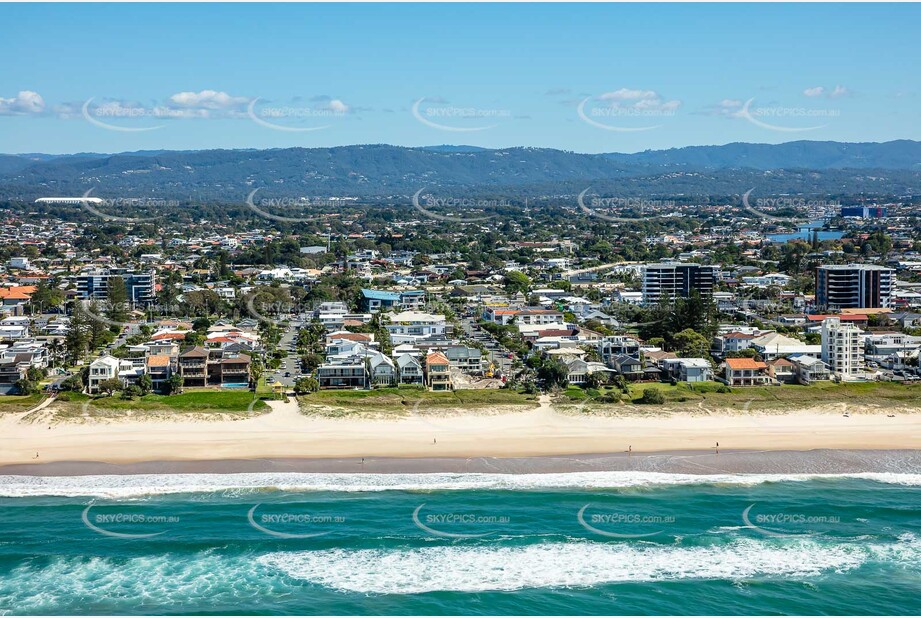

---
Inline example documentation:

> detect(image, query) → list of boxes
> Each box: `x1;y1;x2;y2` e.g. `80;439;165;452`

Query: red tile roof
724;358;768;370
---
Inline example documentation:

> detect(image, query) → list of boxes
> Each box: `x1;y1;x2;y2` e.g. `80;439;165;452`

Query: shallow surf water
0;472;918;614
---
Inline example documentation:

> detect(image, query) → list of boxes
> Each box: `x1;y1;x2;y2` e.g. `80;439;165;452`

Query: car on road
284;371;291;377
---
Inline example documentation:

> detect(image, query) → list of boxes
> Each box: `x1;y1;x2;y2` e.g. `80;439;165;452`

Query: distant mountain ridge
1;140;918;201
602;140;921;171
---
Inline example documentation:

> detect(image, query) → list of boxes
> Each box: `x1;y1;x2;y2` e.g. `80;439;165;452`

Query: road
270;318;302;388
459;317;514;377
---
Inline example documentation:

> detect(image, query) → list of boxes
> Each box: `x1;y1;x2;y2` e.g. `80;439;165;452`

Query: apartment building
76;268;157;306
642;263;717;304
821;317;864;377
815;264;894;310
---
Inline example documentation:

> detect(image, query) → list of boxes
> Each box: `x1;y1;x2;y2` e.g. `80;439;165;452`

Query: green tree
137;374;153;395
293;376;320;394
64;303;89;365
638;388;665;404
98;378;122;396
14;378;38;395
503;271;531;295
165;373;184;395
673;328;711;359
105;275;130;327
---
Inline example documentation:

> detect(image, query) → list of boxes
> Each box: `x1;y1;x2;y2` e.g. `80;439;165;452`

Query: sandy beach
1;394;919;470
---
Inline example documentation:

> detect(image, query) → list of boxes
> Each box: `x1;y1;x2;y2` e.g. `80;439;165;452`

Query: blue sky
1;3;918;154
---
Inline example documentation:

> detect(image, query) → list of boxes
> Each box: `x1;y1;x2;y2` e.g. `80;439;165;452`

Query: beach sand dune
1;394;919;467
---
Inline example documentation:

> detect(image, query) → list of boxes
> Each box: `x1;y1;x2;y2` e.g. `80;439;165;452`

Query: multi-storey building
76;268;157;306
317;360;368;389
425;351;453;391
359;289;425;312
821;317;864;377
815;264;894;310
642;263;717;304
177;346;251;388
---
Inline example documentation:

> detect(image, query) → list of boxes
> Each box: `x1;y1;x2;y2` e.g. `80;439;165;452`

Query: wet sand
4;449;920;477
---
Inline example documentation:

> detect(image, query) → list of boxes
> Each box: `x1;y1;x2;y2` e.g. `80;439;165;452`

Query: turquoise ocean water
0;471;918;615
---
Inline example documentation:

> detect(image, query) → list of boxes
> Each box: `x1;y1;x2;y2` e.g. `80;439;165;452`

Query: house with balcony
178;346;209;387
722;357;771;386
317;358;369;389
145;355;173;392
396;353;424;385
206;351;251;388
370;354;396;386
766;357;797;384
87;354;140;393
660;358;713;383
789;355;831;384
444;345;484;375
425;351;453;391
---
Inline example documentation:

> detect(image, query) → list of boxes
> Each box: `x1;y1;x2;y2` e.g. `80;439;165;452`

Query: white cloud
326;99;349;113
0;90;45;115
167;90;248;110
599;88;657;101
804;85;849;99
596;88;681;113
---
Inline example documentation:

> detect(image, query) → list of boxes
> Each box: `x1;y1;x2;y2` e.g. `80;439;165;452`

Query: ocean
0;471;918;615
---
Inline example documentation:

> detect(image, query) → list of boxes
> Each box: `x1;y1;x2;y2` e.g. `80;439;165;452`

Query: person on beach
716;441;719;454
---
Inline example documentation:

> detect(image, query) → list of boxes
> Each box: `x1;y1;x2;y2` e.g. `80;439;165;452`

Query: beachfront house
721;357;771;387
789;355;832;384
660;358;713;383
397;354;424;385
425;351;453;391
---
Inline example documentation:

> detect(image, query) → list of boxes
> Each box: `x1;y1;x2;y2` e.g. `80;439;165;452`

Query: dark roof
179;346;209;358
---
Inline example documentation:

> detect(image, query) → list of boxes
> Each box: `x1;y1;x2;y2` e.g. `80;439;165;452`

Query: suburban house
750;332;821;361
370;353;396;386
87;354;142;393
766;357;797;384
317;359;369;389
599;336;641;364
359;288;425;312
722;357;771;386
712;331;755;357
611;354;644;380
178;346;251;388
396;353;424;385
145;354;173;392
425;351;453;391
789;355;832;384
445;345;484;374
565;358;614;385
660;357;713;383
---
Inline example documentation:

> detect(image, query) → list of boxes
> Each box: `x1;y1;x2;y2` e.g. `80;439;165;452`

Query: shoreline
3;395;920;471
3;448;921;477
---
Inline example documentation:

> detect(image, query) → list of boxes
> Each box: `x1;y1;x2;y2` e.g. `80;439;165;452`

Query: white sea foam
0;471;919;498
258;536;921;594
0;552;277;615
